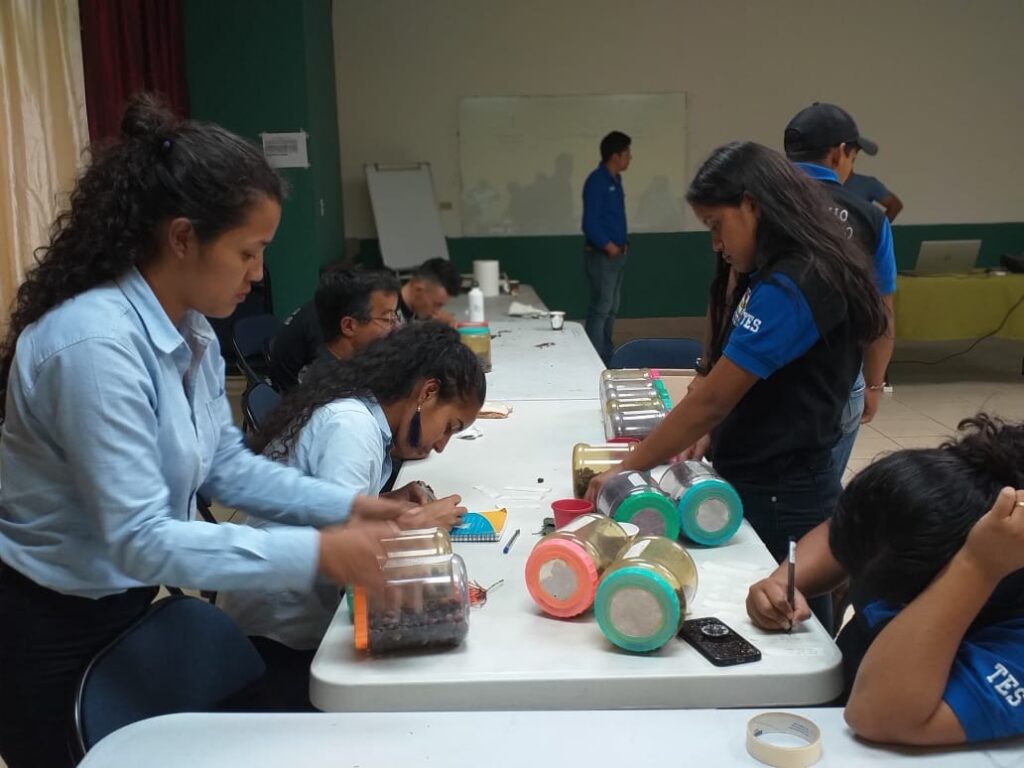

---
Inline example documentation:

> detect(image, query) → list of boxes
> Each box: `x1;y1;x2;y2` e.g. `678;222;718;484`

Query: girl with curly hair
0;95;409;767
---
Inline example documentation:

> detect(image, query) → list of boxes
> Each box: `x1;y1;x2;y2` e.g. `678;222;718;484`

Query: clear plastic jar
595;536;699;653
347;528;452;620
352;553;469;653
457;324;492;372
600;368;655;383
571;442;637;499
596;471;680;539
659;461;744;547
380;527;452;558
603;393;665;412
604;402;666;441
524;514;633;617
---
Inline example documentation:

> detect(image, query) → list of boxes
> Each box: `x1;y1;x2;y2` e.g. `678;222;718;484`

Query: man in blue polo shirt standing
783;103;897;486
582;131;631;365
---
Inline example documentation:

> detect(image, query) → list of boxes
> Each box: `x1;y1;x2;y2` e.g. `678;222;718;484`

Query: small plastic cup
551;498;595;528
549;311;565;330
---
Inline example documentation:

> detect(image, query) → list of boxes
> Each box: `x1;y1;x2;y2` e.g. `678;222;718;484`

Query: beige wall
333;0;1024;238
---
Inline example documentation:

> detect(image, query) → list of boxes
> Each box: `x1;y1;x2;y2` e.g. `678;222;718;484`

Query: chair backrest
232;313;283;386
74;596;265;757
243;382;282;434
609;337;703;370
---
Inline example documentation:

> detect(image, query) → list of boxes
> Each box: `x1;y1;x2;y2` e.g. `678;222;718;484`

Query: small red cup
551;498;595;529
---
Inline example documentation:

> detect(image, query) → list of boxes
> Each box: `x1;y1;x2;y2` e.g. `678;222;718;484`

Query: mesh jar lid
595;566;681;653
613;492;681;539
524;539;599;618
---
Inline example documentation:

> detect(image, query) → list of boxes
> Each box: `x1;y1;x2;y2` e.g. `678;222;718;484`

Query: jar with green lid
524;513;633;617
458;324;492;372
571;442;637;498
596;470;680;538
595;536;699;653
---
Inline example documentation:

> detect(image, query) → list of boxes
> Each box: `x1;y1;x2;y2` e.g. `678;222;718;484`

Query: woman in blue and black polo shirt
586;141;887;627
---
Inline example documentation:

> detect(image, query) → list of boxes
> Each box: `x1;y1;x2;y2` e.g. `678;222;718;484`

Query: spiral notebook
451;508;508;542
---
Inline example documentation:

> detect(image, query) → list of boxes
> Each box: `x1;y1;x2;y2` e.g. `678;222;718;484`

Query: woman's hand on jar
584;464;623;504
679;433;711;461
316;520;398;594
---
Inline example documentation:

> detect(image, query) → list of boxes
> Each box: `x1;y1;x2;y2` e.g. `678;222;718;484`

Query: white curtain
0;0;89;330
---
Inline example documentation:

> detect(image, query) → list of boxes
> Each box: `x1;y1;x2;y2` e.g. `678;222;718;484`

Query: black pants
221;636;316;712
0;562;156;768
728;462;841;631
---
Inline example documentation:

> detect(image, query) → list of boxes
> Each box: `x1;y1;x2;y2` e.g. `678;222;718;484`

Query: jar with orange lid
351;553;469;653
523;514;633;617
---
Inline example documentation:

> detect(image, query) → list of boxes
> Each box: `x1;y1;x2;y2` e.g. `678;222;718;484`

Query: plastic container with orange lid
346;528;452;621
352;553;469;653
524;513;633;618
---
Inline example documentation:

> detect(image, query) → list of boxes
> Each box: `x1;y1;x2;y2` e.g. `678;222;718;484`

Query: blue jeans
583;249;628;365
729;461;841;630
830;371;865;488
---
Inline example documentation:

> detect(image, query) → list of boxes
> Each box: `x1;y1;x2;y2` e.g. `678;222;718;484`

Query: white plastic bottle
468;285;485;323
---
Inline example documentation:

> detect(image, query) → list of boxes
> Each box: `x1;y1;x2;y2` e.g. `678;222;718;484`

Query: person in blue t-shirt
581;130;631;364
586;141;888;628
846;167;903;222
783;102;896;485
746;414;1024;746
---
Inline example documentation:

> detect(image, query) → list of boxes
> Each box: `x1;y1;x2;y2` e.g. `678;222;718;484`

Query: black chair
243;381;282;435
73;596;265;758
609;337;703;369
232;314;283;387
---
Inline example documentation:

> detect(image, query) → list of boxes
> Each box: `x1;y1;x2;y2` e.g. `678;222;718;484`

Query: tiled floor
843;338;1024;484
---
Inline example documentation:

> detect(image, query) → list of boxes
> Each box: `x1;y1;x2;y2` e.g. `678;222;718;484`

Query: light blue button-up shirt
218;397;393;649
0;268;355;598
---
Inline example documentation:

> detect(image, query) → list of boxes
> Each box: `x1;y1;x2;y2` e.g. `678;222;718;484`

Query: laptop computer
905;239;981;276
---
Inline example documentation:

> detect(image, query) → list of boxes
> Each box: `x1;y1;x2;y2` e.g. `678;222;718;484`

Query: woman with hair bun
0;94;408;767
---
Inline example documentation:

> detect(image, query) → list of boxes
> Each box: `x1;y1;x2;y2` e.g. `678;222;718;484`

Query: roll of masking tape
746;712;822;768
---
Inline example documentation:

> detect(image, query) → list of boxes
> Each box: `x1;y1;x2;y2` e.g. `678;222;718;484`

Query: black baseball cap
784;102;878;156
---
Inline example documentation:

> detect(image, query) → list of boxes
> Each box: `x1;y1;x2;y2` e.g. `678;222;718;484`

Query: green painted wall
359;222;1024;320
183;0;343;318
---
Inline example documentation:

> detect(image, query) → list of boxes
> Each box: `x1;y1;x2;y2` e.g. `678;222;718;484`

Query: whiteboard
458;93;687;237
365;163;449;270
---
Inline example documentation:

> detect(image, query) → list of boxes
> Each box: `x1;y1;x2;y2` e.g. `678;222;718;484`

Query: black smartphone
679;617;762;667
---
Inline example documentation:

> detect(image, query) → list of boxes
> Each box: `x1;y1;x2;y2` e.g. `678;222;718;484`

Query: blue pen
502;528;521;555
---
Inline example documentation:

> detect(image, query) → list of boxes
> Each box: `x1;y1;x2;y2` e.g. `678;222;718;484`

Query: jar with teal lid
659;461;743;547
596;470;680;538
457;323;492;372
595;536;698;653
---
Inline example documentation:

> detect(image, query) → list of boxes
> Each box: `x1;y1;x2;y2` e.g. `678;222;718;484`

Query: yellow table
894;273;1024;341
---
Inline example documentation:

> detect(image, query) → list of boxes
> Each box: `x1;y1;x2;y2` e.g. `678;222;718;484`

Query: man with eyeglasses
269;268;401;392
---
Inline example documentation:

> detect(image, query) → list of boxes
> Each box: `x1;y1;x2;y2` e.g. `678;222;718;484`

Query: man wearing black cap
783;102;896;486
